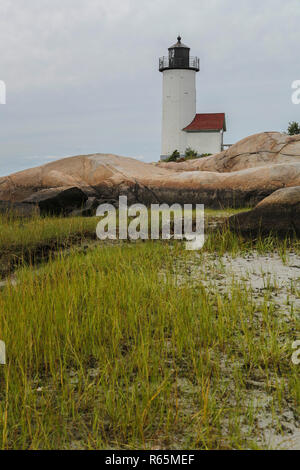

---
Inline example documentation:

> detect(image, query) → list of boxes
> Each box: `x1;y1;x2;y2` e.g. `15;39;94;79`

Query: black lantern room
159;36;200;72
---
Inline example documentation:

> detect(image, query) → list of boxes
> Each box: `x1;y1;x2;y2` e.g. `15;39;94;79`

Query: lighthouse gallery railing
159;56;200;72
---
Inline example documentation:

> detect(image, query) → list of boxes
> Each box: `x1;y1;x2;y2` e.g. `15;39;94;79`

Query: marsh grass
0;208;239;278
0;214;99;278
0;206;291;278
0;239;299;449
0;210;299;449
0;208;246;252
0;213;98;252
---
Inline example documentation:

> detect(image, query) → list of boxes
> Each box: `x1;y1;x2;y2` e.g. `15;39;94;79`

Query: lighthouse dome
168;36;190;50
159;35;199;72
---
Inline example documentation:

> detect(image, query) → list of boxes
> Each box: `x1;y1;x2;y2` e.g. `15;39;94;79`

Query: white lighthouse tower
159;36;226;160
159;36;199;160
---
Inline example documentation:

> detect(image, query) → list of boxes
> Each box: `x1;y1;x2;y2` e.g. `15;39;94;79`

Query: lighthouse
159;36;226;160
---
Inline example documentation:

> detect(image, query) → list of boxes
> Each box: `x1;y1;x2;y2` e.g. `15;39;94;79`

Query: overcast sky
0;0;299;176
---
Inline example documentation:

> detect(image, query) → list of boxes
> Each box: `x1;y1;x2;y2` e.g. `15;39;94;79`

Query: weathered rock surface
159;132;300;172
23;187;88;215
229;186;300;235
69;197;105;217
1;132;300;213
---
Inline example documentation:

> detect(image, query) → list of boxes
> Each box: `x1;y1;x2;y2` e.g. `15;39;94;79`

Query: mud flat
173;251;300;450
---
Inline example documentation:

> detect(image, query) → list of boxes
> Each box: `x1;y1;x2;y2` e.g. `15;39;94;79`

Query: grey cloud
0;0;300;175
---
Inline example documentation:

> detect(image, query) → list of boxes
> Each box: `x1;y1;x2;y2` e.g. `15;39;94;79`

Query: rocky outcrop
23;187;88;215
229;186;300;235
146;162;300;207
69;197;109;217
1;132;300;213
158;132;300;172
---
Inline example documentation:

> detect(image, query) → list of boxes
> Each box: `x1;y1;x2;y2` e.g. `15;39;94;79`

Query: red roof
183;113;226;132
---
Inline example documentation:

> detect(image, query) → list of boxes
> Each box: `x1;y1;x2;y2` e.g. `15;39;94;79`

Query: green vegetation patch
0;239;299;449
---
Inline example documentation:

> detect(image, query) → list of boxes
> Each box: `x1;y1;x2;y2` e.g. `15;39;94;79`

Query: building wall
161;69;196;159
186;131;223;155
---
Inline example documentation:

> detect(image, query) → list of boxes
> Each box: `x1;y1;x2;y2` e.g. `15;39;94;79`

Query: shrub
184;147;198;160
287;121;300;135
166;150;180;162
165;149;212;163
198;153;212;158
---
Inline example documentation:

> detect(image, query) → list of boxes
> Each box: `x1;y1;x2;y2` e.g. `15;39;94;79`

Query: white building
159;36;226;160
